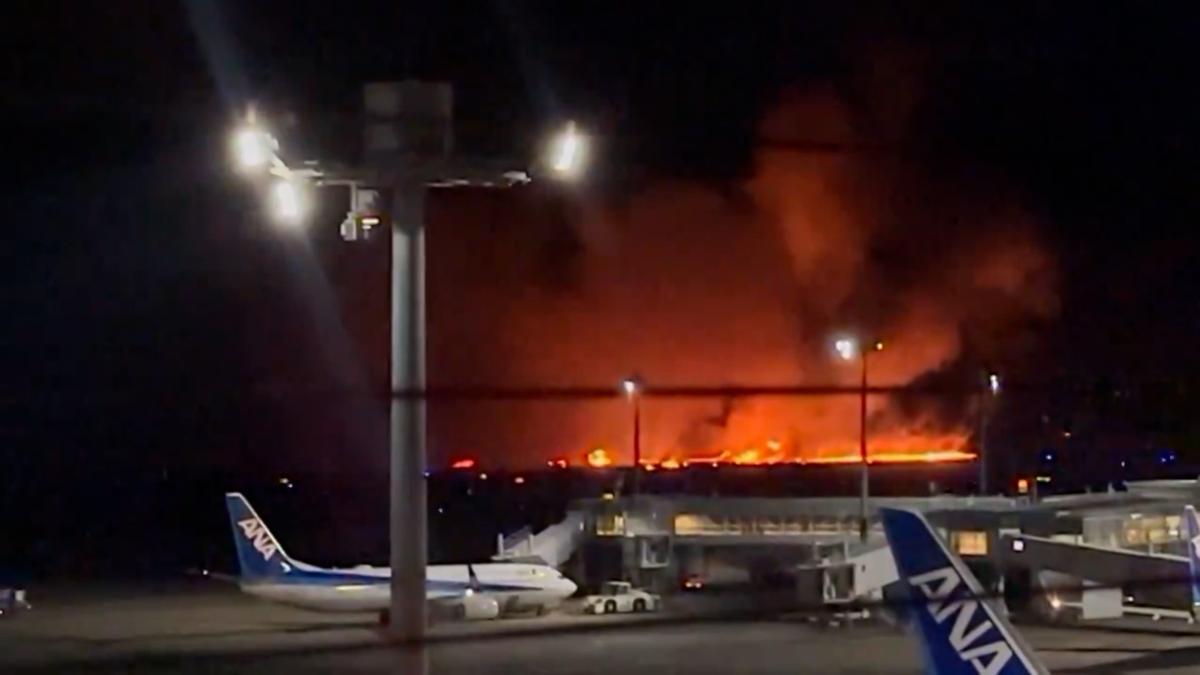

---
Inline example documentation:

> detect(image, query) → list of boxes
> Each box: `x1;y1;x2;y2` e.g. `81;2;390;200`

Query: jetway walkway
794;536;899;615
999;533;1191;609
494;512;586;568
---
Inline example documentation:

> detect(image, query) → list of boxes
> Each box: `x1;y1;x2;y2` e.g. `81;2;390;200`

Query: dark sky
5;2;1200;495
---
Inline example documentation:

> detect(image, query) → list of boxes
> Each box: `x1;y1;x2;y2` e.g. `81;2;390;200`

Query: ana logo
1187;510;1200;560
237;518;278;562
907;566;1013;675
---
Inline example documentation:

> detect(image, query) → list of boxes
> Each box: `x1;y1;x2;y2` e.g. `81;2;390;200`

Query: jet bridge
494;512;586;568
999;533;1191;611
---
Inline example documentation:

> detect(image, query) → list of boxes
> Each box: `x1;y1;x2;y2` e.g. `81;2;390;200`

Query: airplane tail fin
224;492;297;581
880;507;1048;675
1183;505;1200;614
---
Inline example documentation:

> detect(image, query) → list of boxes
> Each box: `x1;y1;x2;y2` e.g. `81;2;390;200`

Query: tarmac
6;581;1200;673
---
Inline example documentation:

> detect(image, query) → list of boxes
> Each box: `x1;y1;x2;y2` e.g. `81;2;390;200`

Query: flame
595;430;973;468
805;449;976;465
586;447;613;468
546;457;568;469
450;458;476;469
426;88;1056;475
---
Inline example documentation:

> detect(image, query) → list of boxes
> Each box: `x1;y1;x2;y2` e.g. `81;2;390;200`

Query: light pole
980;372;1001;495
621;376;642;494
835;337;883;542
228;90;586;642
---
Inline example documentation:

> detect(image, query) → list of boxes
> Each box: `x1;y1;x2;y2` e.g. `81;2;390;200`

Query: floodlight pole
374;81;535;642
389;181;427;643
230;80;546;646
858;350;869;543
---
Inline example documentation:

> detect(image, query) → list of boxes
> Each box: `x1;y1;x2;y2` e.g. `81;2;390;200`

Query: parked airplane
881;507;1049;675
224;492;576;619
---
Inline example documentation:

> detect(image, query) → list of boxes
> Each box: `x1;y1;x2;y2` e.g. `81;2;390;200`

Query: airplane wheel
604;600;617;614
633;599;647;613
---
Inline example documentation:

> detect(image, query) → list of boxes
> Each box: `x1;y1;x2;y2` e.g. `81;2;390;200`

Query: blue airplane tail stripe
880;507;1046;675
225;493;296;581
1184;505;1200;611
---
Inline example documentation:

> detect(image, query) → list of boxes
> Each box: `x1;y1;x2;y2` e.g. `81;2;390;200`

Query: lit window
596;513;625;536
1124;528;1146;546
674;513;741;536
951;531;988;556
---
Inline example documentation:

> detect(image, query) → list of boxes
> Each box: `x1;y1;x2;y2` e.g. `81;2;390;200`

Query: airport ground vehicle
0;588;30;617
582;581;661;614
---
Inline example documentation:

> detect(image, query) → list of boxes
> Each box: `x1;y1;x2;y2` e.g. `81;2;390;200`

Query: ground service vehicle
583;581;661;614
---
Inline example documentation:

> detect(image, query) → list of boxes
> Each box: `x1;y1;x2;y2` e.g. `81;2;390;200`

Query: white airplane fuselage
239;562;577;614
224;493;576;617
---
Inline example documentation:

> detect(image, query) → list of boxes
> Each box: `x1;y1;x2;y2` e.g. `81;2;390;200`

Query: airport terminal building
502;481;1199;603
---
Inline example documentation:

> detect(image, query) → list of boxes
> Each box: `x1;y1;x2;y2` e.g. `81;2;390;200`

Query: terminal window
596;513;626;536
951;530;988;556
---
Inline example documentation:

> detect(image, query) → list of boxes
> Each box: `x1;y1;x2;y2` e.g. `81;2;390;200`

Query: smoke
426;85;1057;468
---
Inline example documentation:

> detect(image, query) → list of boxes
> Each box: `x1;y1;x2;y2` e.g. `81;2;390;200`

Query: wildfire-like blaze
426;81;1055;471
586;429;973;469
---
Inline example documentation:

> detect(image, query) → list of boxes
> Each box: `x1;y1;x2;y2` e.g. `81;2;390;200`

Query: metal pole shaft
632;396;642;495
979;394;990;495
859;352;869;542
390;185;427;642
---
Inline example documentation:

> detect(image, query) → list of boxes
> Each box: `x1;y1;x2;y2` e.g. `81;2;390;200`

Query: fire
450;458;476;469
546;457;568;469
804;450;976;465
588;430;974;468
426;86;1057;476
586;447;613;468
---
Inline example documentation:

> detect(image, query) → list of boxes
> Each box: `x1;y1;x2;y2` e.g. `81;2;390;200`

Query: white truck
583;581;661;615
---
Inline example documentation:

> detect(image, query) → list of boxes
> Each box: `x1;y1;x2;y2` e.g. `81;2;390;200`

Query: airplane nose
563;577;578;596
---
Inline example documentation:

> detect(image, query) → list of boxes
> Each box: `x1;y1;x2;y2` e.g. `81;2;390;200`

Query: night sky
5;3;1200;574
